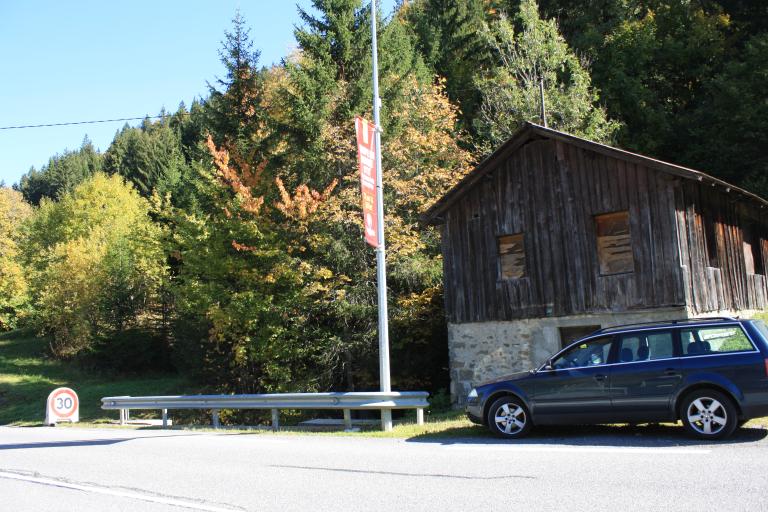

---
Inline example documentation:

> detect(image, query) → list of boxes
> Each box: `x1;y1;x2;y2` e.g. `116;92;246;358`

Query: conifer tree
205;11;265;159
18;137;103;205
405;0;491;129
103;116;188;199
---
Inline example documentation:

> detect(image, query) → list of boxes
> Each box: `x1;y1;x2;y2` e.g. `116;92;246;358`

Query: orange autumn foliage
275;177;338;221
205;134;265;215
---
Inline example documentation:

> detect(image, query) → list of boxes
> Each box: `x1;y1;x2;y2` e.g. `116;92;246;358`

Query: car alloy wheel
681;389;737;440
487;396;531;438
687;397;727;435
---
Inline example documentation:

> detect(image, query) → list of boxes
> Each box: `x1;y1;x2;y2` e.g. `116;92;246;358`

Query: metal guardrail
101;391;429;431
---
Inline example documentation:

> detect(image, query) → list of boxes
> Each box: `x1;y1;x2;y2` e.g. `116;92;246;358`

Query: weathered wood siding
676;181;768;313
441;139;687;323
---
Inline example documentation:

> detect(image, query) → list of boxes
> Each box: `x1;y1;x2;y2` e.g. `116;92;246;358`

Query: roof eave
419;122;541;226
419;123;768;227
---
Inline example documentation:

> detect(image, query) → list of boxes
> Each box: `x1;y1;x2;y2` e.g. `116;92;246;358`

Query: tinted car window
618;330;674;362
751;320;768;343
552;336;613;369
681;326;754;356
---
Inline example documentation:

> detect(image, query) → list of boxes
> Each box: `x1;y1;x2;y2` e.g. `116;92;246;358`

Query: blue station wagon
466;318;768;439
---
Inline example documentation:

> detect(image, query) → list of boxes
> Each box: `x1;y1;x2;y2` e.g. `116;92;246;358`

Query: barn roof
421;122;768;225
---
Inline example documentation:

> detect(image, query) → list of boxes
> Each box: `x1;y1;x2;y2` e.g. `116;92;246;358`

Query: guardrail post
119;409;127;425
212;410;220;429
271;409;279;431
343;409;352;430
381;409;392;432
416;407;424;426
162;409;168;429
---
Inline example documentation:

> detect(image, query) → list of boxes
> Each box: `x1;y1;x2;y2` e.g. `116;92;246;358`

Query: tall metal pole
370;0;392;432
539;76;547;128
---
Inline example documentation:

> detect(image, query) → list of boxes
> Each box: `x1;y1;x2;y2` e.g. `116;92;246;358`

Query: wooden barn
421;123;768;404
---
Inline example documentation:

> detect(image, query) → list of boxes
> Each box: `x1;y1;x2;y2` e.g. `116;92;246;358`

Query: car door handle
594;374;608;382
664;369;680;377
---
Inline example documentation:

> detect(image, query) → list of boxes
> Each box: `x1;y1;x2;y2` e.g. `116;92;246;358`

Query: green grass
0;329;191;425
2;328;765;437
367;409;483;438
51;408;485;439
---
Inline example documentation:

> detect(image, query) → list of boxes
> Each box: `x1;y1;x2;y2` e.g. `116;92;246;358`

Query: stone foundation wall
448;307;697;405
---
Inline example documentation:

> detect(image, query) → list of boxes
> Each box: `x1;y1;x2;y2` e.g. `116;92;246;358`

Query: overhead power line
0;113;189;131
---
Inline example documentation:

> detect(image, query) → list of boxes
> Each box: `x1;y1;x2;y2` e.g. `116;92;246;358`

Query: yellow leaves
384;77;473;215
0;188;32;242
397;286;441;310
0;190;33;325
319;119;356;170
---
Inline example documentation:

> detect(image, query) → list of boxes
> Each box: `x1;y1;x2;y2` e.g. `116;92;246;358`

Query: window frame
616;329;679;363
594;210;635;276
678;324;759;357
545;335;617;371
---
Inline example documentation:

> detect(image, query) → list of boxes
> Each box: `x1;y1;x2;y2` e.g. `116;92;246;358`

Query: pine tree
103;116;188;199
17;137;103;205
282;0;430;186
405;0;491;130
205;11;265;157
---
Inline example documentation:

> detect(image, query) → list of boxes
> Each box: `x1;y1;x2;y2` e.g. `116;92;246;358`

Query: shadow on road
405;423;768;447
267;464;535;480
0;433;202;451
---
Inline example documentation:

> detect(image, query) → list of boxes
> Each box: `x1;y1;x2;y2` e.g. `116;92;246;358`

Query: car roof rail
588;316;740;336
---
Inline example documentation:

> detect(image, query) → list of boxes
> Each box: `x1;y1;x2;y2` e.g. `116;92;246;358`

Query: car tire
680;389;738;440
486;396;532;439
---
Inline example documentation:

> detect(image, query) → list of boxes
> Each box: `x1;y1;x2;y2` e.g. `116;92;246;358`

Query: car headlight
467;388;478;399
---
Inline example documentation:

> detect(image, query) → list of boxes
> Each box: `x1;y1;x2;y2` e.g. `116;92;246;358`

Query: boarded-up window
743;225;765;275
595;212;634;275
498;234;525;279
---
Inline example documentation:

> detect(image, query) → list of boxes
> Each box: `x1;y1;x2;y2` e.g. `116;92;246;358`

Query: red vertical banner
355;116;379;247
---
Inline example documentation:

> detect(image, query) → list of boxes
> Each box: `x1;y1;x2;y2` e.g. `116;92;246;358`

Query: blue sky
0;0;396;186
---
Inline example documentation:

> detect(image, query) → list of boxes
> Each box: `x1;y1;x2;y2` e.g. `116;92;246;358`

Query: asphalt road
1;424;767;512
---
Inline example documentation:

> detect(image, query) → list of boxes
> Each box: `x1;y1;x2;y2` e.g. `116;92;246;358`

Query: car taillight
765;358;768;377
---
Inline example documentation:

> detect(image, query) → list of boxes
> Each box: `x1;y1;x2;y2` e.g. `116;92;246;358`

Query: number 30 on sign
45;387;79;425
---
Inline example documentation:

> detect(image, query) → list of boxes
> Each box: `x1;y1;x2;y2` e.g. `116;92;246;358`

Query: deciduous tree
473;0;618;151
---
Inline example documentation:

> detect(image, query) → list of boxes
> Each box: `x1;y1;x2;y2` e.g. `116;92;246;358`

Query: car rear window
680;326;755;356
750;320;768;344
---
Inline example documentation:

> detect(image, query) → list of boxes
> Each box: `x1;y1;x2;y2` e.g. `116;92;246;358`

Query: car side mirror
543;360;554;371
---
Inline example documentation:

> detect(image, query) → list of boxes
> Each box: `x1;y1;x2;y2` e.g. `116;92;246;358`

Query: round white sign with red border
45;387;79;425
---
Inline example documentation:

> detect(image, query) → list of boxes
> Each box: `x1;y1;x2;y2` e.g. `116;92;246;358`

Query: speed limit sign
45;387;79;425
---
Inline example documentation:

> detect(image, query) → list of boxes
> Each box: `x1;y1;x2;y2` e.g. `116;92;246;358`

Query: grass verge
2;328;766;437
0;329;191;425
